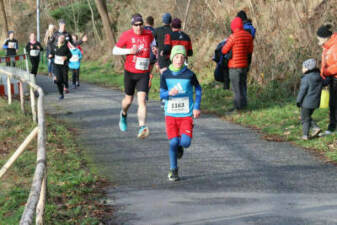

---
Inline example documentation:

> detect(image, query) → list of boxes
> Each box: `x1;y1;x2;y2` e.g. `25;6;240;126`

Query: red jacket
321;33;337;79
221;29;253;68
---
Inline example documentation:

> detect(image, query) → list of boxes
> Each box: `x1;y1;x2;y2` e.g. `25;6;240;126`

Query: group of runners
3;20;87;100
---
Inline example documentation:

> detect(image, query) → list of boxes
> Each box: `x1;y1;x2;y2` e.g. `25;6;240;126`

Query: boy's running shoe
137;125;150;139
168;169;180;181
119;111;127;132
177;146;184;159
311;127;321;137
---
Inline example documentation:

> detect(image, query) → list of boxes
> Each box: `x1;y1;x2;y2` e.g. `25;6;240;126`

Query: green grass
57;59;337;162
0;98;111;224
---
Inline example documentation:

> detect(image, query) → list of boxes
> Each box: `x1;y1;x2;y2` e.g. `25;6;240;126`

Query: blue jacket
68;48;82;69
243;21;256;39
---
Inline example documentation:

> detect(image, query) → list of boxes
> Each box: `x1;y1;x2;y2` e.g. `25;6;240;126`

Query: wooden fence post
7;75;11;105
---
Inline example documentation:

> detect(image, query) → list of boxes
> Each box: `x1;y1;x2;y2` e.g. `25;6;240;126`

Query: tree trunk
183;0;191;30
94;0;123;69
0;0;9;42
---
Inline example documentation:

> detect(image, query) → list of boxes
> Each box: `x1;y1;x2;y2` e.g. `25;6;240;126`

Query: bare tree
0;0;9;42
183;0;191;30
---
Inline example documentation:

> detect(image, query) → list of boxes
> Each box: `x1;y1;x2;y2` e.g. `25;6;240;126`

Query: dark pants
328;78;337;131
6;55;16;67
30;57;40;76
229;68;248;109
54;65;68;96
301;108;319;136
71;69;80;85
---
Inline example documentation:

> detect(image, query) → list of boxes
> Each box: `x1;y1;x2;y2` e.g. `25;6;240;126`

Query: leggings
53;65;68;96
30;57;40;76
169;134;192;170
71;69;80;84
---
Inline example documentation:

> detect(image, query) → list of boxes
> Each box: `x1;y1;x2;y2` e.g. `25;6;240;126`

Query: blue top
68;48;82;69
160;66;202;117
243;21;256;39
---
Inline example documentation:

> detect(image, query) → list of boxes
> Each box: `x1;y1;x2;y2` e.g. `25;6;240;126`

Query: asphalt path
37;75;337;225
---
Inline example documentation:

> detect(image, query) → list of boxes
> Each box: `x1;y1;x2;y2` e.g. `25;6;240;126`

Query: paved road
37;76;337;225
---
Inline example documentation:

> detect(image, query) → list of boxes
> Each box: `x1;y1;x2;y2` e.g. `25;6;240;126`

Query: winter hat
302;58;316;71
237;10;247;21
162;13;172;25
8;30;14;35
131;14;143;25
170;45;186;61
230;17;243;32
317;24;333;38
58;19;66;24
171;18;182;29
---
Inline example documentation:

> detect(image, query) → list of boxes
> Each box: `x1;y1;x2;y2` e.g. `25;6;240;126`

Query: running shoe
177;146;184;159
71;84;76;89
168;169;180;181
64;88;70;94
58;95;64;100
319;130;335;137
119;112;127;132
301;135;309;141
76;81;80;87
137;125;150;139
311;127;321;137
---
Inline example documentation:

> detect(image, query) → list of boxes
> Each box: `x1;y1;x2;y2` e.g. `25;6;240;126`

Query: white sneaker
318;130;334;137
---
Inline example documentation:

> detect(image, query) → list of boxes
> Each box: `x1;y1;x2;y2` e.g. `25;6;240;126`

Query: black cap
237;10;247;21
317;25;333;38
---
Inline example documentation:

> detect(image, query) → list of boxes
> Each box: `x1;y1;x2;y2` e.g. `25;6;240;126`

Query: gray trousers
229;68;248;109
301;108;319;136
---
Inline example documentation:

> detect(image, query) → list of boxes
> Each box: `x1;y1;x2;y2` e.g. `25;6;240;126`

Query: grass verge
0;98;112;224
47;59;337;163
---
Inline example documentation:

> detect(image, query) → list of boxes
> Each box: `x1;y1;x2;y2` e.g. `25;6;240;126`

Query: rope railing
0;65;47;225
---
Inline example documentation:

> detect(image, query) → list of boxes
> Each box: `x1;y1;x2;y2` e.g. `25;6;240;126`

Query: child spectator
296;58;323;140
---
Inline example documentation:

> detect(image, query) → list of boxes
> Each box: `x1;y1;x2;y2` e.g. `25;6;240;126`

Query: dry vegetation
1;0;336;93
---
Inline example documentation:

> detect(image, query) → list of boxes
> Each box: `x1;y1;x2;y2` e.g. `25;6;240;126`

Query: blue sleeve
160;88;169;99
194;84;202;110
3;40;8;49
160;73;169;99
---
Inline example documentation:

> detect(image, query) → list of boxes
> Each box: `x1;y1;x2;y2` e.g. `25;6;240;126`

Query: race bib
167;97;189;114
135;57;150;70
30;49;40;57
8;42;16;49
70;55;79;62
54;55;65;65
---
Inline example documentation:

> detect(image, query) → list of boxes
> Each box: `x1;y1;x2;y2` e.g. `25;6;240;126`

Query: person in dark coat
296;58;324;140
26;33;43;77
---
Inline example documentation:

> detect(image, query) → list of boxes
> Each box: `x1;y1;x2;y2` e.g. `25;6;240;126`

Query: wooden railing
0;66;47;225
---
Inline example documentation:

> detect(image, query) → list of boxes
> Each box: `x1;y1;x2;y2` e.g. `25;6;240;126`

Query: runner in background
163;18;193;62
44;24;55;79
26;33;43;77
68;43;82;89
49;35;72;100
112;14;154;139
144;16;157;100
153;13;172;74
3;31;19;67
160;45;202;181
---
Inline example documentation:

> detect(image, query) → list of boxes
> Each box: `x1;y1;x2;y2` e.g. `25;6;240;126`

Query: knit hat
317;24;333;38
58;19;66;24
237;10;247;21
171;18;182;29
170;45;186;61
231;17;243;32
131;14;143;25
8;30;14;35
302;58;316;71
162;13;172;25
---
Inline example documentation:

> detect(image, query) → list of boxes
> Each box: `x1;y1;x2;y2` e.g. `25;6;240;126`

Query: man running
160;45;202;181
153;13;172;74
25;33;43;77
3;31;18;67
112;14;154;139
163;18;193;61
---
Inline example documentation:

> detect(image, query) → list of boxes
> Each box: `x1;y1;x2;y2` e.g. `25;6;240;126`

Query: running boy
68;43;82;88
296;58;324;140
160;45;202;181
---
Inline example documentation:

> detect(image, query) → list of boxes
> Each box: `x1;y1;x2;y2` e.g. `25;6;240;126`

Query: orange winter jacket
221;29;254;68
321;33;337;79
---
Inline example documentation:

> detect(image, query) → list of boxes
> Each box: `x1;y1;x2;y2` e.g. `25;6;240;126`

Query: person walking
68;43;82;88
296;59;323;140
3;31;19;67
44;24;56;78
153;13;172;74
112;14;154;139
160;45;202;181
317;24;337;136
222;17;253;110
163;18;193;60
49;35;72;100
26;33;43;77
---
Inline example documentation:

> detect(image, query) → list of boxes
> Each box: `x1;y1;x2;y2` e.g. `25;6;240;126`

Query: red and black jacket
163;31;193;57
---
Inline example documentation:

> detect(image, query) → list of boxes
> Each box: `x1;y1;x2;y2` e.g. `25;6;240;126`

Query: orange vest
321;33;337;78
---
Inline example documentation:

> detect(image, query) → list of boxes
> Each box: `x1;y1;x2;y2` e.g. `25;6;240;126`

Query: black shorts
124;70;150;95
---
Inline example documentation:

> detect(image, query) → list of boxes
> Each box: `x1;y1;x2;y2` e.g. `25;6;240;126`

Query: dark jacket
50;43;72;66
213;39;232;89
154;25;172;68
296;69;324;109
25;41;43;58
47;31;79;51
3;38;18;56
163;30;193;57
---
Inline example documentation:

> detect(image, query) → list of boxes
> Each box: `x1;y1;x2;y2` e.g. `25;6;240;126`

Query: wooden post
36;173;46;225
20;81;25;113
0;127;39;179
30;87;37;123
7;75;11;105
